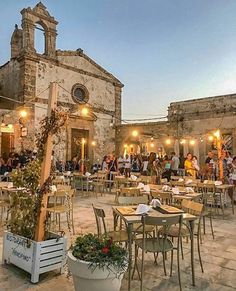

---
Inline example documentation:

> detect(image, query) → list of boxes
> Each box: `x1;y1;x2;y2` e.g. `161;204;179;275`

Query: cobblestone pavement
0;192;236;291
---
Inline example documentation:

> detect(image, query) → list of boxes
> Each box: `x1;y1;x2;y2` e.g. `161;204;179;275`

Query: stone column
45;28;57;58
114;85;122;125
21;17;36;54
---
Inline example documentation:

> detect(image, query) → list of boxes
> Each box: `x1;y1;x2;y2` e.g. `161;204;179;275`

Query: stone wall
35;58;118;162
0;60;21;103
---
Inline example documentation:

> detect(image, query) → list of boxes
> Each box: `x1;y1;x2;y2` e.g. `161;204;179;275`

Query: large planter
67;251;126;291
2;231;67;283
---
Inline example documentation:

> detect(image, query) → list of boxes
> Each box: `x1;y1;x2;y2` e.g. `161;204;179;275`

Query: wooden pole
34;82;58;242
81;138;85;173
217;138;223;181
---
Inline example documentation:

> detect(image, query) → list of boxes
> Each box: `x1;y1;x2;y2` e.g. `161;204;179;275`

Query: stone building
0;2;123;164
117;93;236;165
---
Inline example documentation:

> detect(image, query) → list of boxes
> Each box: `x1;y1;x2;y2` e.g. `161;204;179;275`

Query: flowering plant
71;233;128;276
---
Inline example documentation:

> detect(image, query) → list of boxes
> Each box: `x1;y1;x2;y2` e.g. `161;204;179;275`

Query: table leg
127;223;133;291
189;220;195;286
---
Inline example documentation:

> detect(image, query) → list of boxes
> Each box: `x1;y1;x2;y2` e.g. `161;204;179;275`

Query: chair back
171;181;185;187
141;214;183;252
118;195;148;205
182;200;203;216
142;214;182;227
92;204;107;237
140;176;152;184
151;190;172;205
120;187;141;197
96;171;107;180
56;184;72;191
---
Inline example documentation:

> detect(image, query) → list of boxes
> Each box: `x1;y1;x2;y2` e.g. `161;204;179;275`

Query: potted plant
2;91;68;283
67;233;128;291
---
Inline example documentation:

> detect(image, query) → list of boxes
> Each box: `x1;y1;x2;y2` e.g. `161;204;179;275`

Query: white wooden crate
2;231;67;283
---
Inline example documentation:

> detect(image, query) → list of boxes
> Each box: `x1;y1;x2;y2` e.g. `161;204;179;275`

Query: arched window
34;23;46;54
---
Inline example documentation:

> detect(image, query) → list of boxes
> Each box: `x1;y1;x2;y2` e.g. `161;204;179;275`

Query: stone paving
0;191;236;291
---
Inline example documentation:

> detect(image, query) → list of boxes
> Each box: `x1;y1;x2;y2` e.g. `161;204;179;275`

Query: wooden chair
171;180;185;187
92;204;128;243
117;195;149;206
140;176;152;184
151;190;172;205
120;187;141;197
46;189;75;234
117;196;155;238
133;214;183;291
56;184;72;191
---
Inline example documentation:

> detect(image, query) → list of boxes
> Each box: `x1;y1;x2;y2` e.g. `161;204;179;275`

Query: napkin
7;182;14;188
137;183;145;189
162;185;171;192
178;178;184;182
143;185;150;193
65;171;71;176
85;172;91;177
150;199;162;208
185;187;194;193
214;181;222;186
172;187;180;195
203;180;209;184
185;179;193;185
135;204;150;214
130;175;137;181
4;172;9;176
50;185;57;192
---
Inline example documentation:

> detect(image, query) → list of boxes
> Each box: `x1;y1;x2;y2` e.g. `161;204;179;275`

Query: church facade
0;2;123;164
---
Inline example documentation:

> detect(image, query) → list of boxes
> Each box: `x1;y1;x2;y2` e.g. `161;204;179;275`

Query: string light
81;107;89;116
208;135;214;141
213;129;220;139
91;141;96;146
19;109;27;118
132;130;138;137
165;139;171;145
189;140;195;145
180;139;186;144
150;142;154;148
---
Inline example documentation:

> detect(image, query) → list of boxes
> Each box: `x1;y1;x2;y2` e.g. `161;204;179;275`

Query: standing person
141;156;148;175
184;153;195;177
131;155;140;173
108;155;117;180
124;154;131;178
192;155;200;178
101;156;108;172
171;152;179;176
205;151;215;180
162;155;172;182
229;156;236;204
148;152;157;183
117;155;124;175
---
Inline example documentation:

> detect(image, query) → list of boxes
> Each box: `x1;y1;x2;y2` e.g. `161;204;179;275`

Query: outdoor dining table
112;205;197;290
215;184;234;215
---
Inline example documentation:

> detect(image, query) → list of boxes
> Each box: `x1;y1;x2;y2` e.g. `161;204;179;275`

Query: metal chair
92;204;128;243
164;200;204;274
133;214;183;291
46;189;75;234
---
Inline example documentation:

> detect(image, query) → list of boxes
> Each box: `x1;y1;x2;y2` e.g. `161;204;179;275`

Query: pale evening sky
1;0;236;120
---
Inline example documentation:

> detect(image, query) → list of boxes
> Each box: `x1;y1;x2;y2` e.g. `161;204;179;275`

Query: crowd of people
94;150;236;185
0;150;37;175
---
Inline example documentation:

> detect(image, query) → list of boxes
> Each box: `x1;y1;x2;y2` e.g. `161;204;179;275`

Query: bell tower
20;2;58;57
